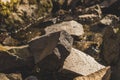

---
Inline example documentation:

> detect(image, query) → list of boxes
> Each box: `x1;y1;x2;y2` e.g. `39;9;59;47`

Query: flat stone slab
63;48;105;76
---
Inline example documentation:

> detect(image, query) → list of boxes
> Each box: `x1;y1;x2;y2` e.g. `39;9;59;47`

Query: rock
25;76;38;80
0;73;22;80
100;14;119;26
0;45;33;71
62;48;105;76
29;31;73;72
45;20;84;36
73;66;111;80
101;27;120;65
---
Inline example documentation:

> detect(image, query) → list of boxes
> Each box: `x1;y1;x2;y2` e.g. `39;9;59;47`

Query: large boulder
62;48;105;76
101;26;120;65
45;20;84;36
29;30;73;72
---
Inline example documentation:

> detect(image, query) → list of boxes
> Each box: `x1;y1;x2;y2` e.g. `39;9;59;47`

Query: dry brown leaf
73;66;111;80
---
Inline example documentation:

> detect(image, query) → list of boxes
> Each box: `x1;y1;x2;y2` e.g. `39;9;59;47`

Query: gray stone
29;30;73;72
62;48;105;76
45;20;84;36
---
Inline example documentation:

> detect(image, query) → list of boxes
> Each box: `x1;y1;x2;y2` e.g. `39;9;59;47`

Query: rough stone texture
0;73;22;80
45;20;84;36
29;30;73;72
101;27;120;65
62;48;105;76
0;45;33;71
73;66;111;80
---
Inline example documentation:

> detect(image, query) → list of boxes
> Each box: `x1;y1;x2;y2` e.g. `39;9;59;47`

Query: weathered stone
73;66;111;80
0;73;22;80
0;45;33;71
101;27;120;65
29;30;73;72
45;20;84;36
62;48;105;76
